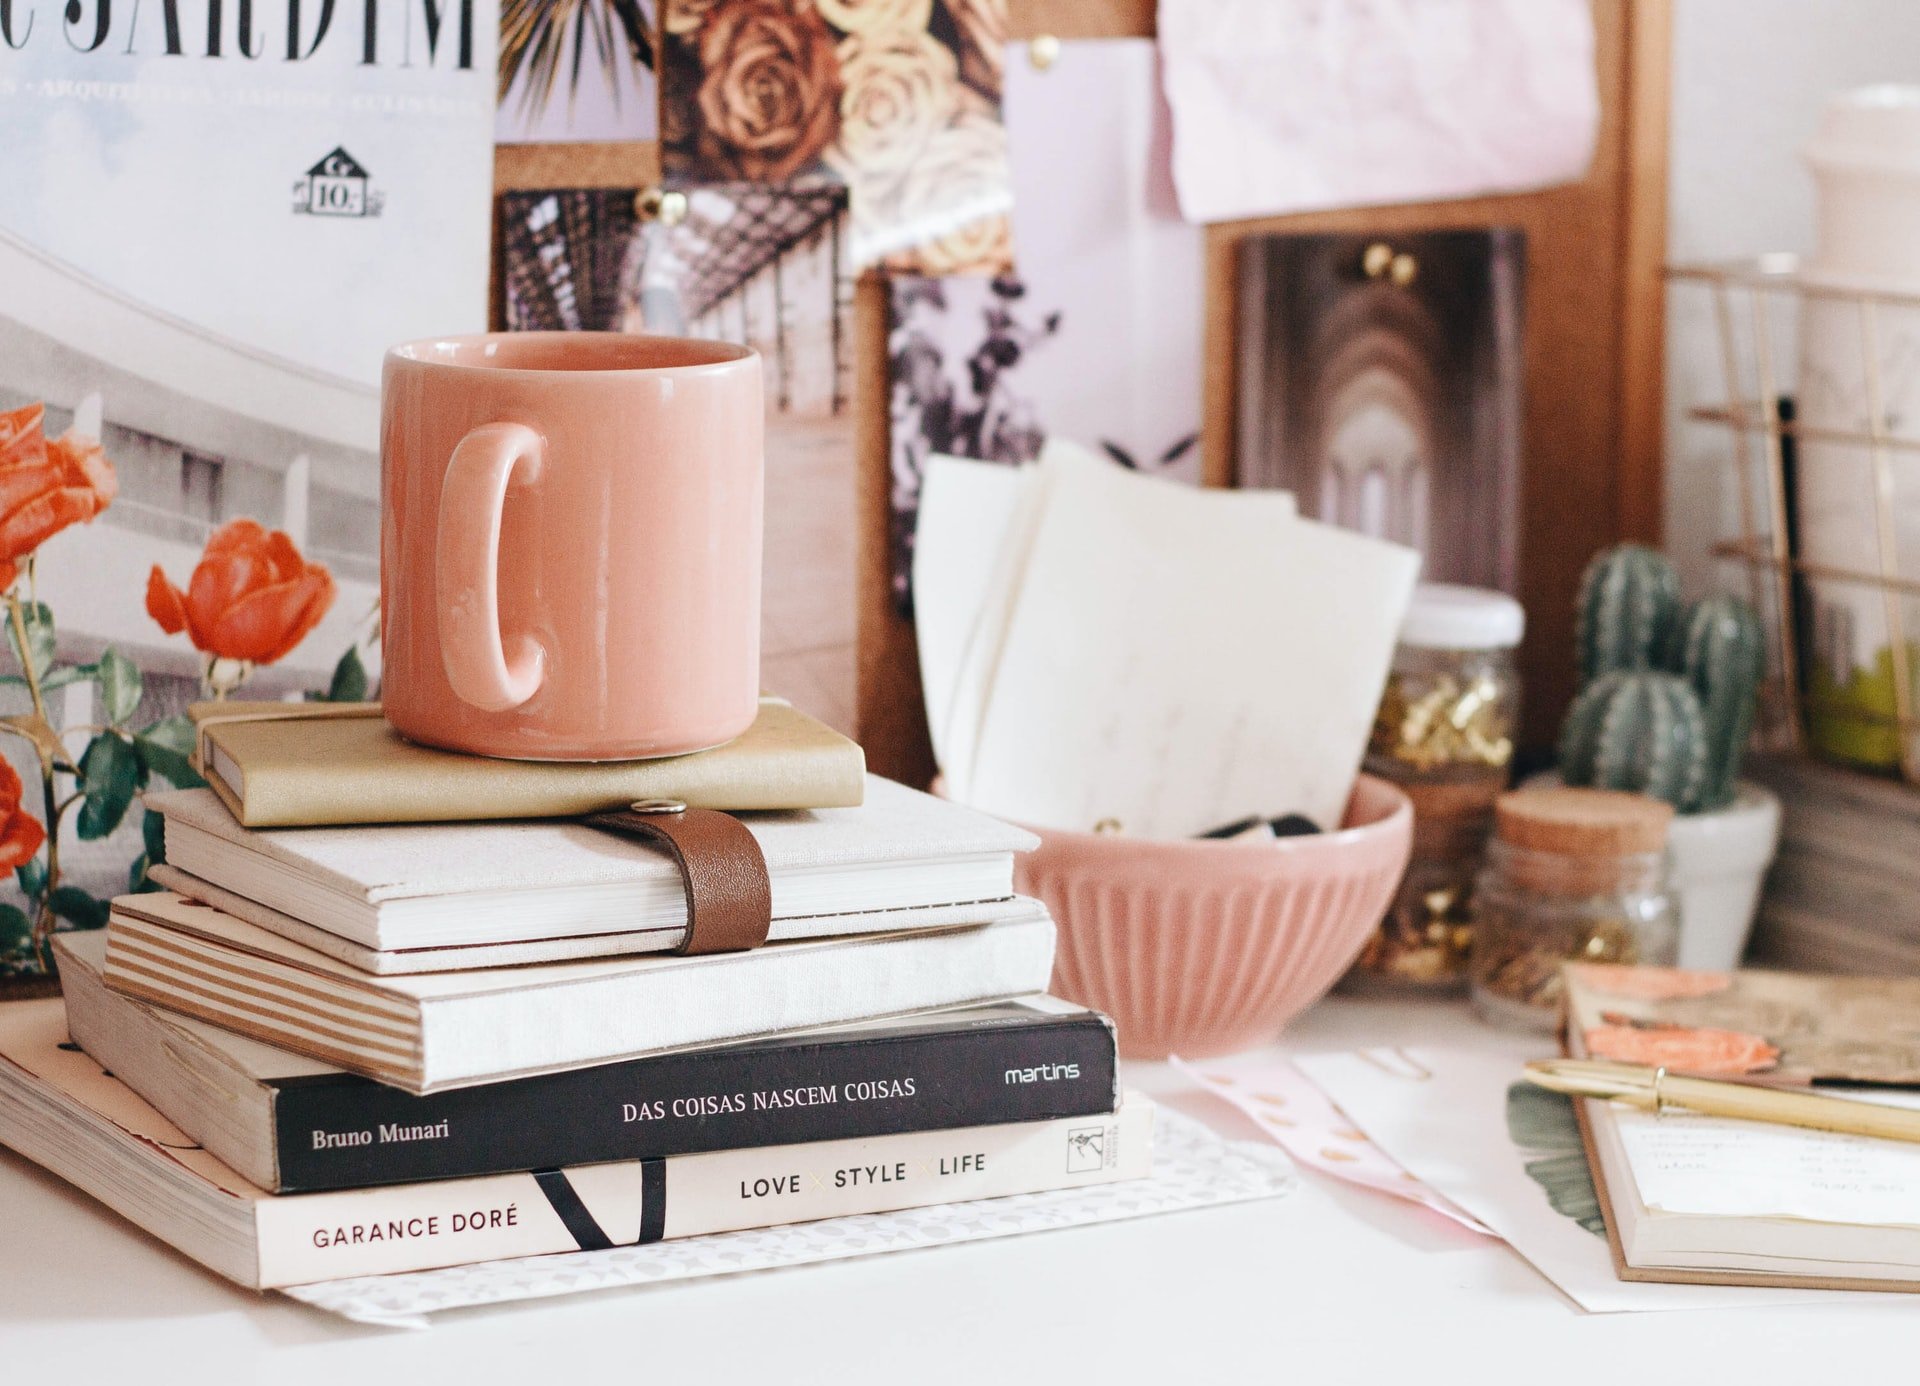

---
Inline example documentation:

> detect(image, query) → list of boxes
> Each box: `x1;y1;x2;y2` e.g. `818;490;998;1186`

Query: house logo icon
293;148;383;219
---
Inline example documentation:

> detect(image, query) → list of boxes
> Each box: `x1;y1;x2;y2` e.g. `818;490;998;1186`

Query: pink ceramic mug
381;333;764;761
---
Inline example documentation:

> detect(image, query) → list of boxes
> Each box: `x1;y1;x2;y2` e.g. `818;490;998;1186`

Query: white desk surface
5;995;1912;1384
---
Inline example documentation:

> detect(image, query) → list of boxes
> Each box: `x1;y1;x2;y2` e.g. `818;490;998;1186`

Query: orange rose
693;0;843;183
1584;1023;1781;1076
146;519;335;665
0;757;44;872
0;403;118;589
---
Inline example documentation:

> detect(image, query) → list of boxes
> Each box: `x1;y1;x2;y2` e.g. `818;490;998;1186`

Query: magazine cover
0;1;498;969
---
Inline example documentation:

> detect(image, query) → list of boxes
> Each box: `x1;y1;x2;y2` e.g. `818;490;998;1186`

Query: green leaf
142;806;167;865
16;858;45;902
325;646;369;703
4;600;55;683
39;662;93;694
48;885;109;931
96;648;143;724
0;903;29;956
76;733;142;840
128;851;161;893
135;715;205;789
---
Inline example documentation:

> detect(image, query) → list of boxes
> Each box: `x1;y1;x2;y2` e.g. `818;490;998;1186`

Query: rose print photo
659;0;1012;273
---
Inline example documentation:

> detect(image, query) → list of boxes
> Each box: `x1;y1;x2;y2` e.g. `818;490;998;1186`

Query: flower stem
30;766;64;960
6;593;48;726
6;591;60;963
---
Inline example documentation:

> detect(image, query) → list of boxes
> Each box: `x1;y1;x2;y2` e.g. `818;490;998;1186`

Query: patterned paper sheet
1175;1055;1494;1236
285;1112;1295;1328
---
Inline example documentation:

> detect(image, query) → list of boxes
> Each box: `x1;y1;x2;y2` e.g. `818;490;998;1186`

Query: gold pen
1523;1058;1920;1145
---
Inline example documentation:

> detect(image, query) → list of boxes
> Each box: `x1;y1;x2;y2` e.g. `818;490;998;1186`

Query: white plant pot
1664;783;1782;971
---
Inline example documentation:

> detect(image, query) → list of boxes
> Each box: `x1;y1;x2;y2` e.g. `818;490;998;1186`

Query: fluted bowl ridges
1012;776;1413;1059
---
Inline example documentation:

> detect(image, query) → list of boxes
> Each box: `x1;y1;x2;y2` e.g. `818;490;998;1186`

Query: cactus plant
1678;594;1766;812
1559;670;1711;812
1559;545;1766;816
1575;544;1681;684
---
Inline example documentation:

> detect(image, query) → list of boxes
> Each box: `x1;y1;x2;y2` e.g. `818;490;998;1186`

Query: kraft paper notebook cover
0;997;1149;1290
102;892;1059;1094
1563;962;1920;1292
190;696;866;827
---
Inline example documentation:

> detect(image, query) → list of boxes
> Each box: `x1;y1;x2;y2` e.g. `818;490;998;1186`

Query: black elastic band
637;1159;667;1244
533;1168;614;1252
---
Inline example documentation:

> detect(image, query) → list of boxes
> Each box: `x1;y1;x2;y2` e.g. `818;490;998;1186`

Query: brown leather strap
583;805;772;955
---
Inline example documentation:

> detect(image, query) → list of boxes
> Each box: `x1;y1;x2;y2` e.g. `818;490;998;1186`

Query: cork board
854;0;1672;786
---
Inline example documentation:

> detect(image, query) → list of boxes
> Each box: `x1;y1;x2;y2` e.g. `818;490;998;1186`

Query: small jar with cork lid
1350;585;1524;991
1468;786;1678;1031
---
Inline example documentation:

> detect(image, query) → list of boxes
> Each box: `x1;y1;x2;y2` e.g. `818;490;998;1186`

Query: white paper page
1296;1047;1871;1313
938;453;1069;803
965;448;1405;836
1617;1091;1920;1226
912;457;1037;781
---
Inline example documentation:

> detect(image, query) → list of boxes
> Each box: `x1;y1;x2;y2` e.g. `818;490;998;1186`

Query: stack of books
0;701;1146;1290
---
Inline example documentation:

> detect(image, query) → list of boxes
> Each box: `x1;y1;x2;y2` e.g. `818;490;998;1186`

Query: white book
146;775;1036;953
104;893;1058;1094
0;999;1149;1290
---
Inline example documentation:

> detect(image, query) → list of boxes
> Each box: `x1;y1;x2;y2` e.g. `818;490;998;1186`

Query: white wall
1666;0;1920;592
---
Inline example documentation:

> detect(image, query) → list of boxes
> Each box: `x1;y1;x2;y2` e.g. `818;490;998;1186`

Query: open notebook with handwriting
1564;962;1920;1291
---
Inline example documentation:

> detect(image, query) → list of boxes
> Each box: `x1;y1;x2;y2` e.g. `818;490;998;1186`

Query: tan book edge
191;695;866;827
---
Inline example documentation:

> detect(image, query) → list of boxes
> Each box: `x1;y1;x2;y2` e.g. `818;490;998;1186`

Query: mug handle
437;421;546;712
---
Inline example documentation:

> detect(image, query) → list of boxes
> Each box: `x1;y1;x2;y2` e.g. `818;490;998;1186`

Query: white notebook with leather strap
145;775;1036;953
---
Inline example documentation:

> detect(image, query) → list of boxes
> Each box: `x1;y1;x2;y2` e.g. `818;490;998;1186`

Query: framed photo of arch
1233;228;1525;594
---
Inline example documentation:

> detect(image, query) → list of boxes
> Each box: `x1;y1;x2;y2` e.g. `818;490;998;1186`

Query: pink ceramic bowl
1012;776;1413;1059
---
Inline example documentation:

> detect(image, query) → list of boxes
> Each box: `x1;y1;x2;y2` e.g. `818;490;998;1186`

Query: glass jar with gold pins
1350;585;1523;992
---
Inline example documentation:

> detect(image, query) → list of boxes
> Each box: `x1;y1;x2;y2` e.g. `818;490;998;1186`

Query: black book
57;932;1116;1193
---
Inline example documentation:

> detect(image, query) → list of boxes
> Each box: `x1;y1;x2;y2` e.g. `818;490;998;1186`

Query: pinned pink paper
1157;0;1598;224
1174;1055;1493;1236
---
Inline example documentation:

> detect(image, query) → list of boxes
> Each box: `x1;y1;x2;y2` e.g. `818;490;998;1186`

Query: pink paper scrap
1173;1054;1494;1236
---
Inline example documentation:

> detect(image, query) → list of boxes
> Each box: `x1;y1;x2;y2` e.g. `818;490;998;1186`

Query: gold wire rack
1669;255;1920;783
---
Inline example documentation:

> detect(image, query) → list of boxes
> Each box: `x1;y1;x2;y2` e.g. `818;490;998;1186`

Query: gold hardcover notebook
192;697;865;827
1563;962;1920;1292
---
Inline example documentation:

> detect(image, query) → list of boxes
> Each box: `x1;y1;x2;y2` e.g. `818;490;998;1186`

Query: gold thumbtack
1029;33;1060;71
1362;242;1394;279
1388;251;1418;287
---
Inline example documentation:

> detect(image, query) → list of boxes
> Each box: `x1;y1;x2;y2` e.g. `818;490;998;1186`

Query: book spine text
252;1098;1151;1287
274;1014;1117;1191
